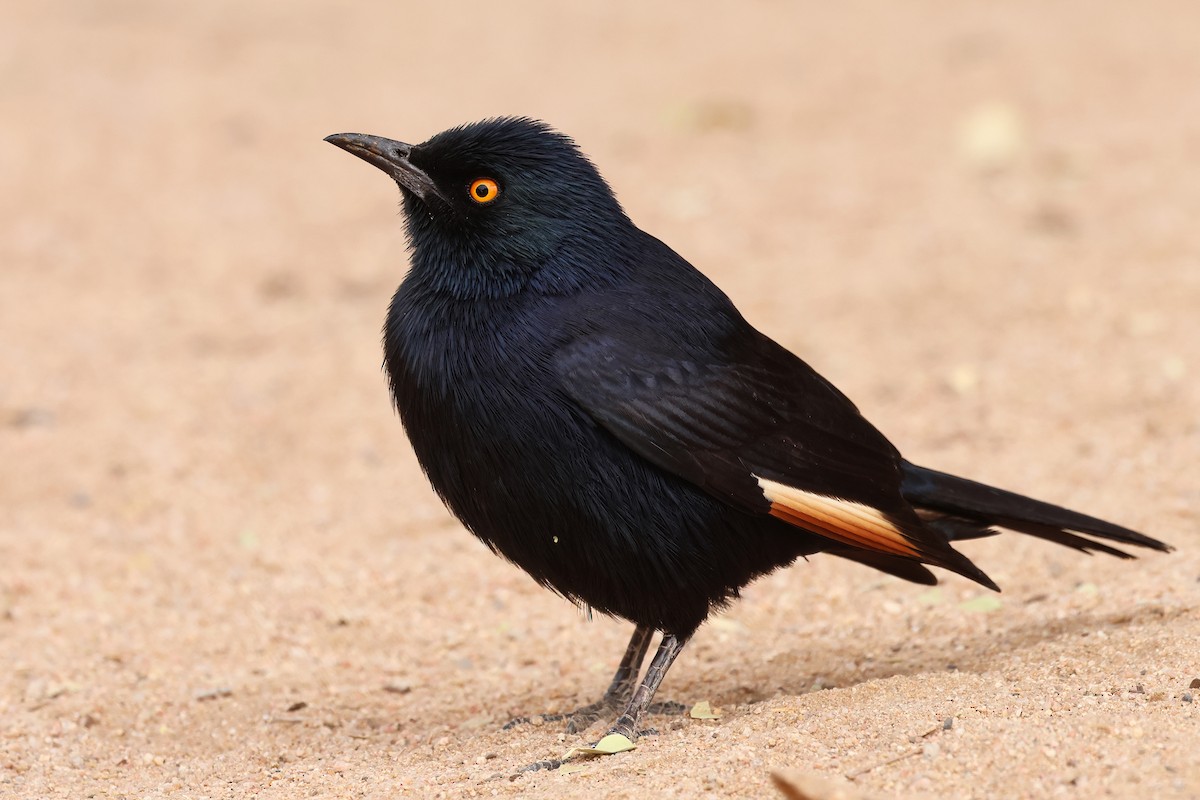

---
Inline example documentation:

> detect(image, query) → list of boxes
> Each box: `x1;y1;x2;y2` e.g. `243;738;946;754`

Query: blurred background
2;1;1197;797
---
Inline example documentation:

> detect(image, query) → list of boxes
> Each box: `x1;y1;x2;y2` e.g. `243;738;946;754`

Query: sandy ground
3;1;1199;798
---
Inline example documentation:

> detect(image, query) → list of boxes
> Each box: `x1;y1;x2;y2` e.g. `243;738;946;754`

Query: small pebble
1189;678;1200;690
9;407;55;428
1182;693;1193;703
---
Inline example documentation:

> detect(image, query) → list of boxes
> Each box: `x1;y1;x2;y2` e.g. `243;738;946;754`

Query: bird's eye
468;178;500;204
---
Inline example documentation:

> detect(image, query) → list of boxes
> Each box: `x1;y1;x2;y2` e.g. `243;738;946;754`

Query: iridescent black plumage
324;118;1170;746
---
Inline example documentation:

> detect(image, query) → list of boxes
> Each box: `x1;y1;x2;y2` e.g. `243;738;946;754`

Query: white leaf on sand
917;588;945;606
690;700;723;720
946;364;979;395
958;102;1024;170
557;762;590;775
958;595;1003;613
1161;356;1186;382
561;733;636;761
709;616;748;633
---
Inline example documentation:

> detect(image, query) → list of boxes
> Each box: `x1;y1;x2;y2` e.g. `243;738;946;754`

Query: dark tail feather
828;548;940;585
922;514;1138;558
901;462;1172;556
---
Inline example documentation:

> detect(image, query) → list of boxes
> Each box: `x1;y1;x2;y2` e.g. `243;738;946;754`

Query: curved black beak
324;133;444;202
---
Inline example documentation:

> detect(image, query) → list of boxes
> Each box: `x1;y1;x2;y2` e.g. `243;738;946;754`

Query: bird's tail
899;462;1172;559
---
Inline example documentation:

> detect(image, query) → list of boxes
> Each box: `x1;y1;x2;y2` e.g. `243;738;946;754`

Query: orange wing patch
755;475;922;558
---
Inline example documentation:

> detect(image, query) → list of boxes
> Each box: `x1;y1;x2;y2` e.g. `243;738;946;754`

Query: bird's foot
515;758;564;774
510;704;685;777
605;712;639;744
503;693;627;734
502;698;686;736
638;700;688;735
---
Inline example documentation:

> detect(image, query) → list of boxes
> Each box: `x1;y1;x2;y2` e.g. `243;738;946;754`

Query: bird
324;117;1171;747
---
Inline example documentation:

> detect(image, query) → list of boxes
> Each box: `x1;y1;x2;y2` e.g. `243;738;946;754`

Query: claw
606;716;638;743
503;628;689;743
515;758;564;775
503;696;685;736
501;715;532;731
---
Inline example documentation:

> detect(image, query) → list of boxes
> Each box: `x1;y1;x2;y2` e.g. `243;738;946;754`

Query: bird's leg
503;625;654;733
561;624;655;733
605;631;690;742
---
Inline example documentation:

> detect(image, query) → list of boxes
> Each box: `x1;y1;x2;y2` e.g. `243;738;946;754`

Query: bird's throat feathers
401;196;639;300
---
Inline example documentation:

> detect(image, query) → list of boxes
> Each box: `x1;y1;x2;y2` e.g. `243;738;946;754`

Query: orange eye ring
469;177;500;204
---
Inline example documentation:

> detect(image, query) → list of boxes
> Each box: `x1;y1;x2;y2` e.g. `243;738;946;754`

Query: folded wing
555;330;998;589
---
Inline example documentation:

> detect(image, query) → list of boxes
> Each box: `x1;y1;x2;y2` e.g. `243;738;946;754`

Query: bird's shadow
436;601;1188;744
700;602;1187;709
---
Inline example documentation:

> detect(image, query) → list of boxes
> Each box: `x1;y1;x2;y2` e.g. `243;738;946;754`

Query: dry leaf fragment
958;101;1024;170
690;700;723;720
557;762;590;775
958;595;1003;613
916;588;944;606
773;770;870;799
946;364;979;395
709;616;749;633
560;732;636;761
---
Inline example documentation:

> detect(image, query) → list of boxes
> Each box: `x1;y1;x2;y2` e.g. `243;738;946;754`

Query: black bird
324;118;1170;745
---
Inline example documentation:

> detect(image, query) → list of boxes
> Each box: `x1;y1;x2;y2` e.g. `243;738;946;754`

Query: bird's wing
555;331;993;584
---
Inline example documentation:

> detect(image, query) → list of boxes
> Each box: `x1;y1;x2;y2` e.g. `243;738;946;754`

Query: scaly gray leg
504;625;655;733
606;632;690;742
513;629;690;775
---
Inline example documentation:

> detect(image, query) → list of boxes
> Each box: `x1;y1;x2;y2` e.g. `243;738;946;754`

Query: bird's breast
383;286;580;524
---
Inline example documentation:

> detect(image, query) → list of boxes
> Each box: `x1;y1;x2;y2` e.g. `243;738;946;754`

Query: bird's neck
405;229;637;301
403;238;528;300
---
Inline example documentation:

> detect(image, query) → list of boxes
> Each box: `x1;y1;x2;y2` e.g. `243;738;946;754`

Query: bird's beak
324;133;445;203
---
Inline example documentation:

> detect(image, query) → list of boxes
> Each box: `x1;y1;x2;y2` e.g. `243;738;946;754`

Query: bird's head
325;117;632;297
